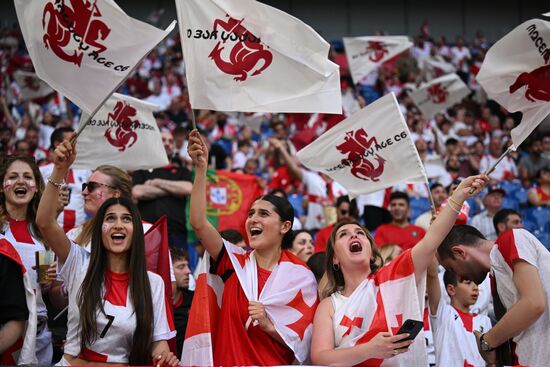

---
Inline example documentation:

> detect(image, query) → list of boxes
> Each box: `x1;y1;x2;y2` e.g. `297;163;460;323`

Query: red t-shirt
269;166;302;193
212;248;295;366
373;223;426;251
314;224;334;253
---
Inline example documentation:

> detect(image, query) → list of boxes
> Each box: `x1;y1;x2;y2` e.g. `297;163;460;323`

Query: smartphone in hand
394;319;424;350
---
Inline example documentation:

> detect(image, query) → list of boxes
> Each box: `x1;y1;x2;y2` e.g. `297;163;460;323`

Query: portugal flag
186;170;264;244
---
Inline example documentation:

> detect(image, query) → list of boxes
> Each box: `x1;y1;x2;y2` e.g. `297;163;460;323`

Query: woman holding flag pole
187;129;319;366
35;136;178;366
310;174;489;366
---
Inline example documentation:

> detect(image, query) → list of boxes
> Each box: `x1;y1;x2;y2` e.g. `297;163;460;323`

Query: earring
332;263;340;271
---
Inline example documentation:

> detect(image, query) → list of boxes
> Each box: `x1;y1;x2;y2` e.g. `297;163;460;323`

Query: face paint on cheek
96;190;104;200
25;179;37;192
102;223;110;233
3;179;14;191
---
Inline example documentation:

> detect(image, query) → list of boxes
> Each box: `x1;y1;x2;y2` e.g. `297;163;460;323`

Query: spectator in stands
528;167;550;207
518;136;550;188
480;137;517;181
469;184;505;240
493;209;523;237
438;225;550;366
24;125;48;163
314;195;358;253
415;183;447;230
427;260;493;367
132;130;194;264
374;191;426;251
378;244;403;263
306;252;326;284
171;247;194;358
542;133;550;160
220;229;246;249
232;139;253;171
283;229;314;262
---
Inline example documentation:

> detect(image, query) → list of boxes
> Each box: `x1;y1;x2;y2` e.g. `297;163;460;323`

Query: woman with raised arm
0;155;51;364
310;175;488;367
187;129;318;366
36;136;178;367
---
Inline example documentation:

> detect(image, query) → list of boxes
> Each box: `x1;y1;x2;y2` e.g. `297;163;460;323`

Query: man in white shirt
438;225;550;367
469;185;505;240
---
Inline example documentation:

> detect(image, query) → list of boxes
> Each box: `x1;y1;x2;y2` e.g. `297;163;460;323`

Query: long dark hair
322;218;383;299
0;155;44;240
254;194;294;248
77;197;153;365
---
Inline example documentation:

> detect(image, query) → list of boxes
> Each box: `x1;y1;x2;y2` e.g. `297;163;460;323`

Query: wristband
48;178;66;189
448;196;463;212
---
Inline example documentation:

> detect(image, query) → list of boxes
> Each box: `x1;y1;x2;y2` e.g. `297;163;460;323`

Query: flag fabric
0;237;37;365
12;70;54;101
476;18;550;150
422;56;456;81
186;170;264;244
14;0;176;115
409;73;470;119
343;36;413;84
73;93;168;170
296;93;427;199
144;216;177;354
182;240;318;365
175;0;341;113
333;250;427;366
181;253;223;366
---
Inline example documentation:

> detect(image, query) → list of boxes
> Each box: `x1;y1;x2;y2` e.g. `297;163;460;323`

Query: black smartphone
394;319;424;349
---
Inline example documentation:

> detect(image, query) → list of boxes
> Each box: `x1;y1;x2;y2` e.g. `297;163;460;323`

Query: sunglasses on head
82;181;115;193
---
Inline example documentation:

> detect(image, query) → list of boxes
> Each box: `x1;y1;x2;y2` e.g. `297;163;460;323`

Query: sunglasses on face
82;181;115;193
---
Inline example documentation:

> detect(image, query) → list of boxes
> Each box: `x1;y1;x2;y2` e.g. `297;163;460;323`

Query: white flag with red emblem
297;93;427;198
333;251;427;366
476;18;550;150
343;36;413;84
175;0;341;113
13;70;54;101
409;73;470;119
182;240;318;365
73;93;168;170
14;0;176;115
0;237;37;365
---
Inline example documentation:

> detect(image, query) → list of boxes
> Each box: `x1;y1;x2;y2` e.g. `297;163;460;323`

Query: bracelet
47;178;66;189
448;196;463;211
447;198;461;214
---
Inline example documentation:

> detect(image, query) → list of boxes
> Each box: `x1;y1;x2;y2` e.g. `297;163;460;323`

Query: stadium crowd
1;17;550;367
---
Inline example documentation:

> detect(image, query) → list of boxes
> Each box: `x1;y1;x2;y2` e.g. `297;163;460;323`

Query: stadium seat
522;207;550;232
409;197;431;223
502;197;519;211
465;198;481;217
500;181;521;196
514;188;529;206
522;219;538;233
287;194;304;218
535;233;550;250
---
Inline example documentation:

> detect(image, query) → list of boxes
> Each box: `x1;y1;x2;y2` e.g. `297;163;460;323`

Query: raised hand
187;129;208;169
53;132;77;173
453;174;489;202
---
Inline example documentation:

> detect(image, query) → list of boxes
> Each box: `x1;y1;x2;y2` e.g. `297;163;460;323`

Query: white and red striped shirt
490;228;550;366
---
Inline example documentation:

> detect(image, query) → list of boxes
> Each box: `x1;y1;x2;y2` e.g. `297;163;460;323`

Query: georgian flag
181;240;319;365
0;237;37;365
297;93;428;198
12;70;54;101
343;36;413;84
334;251;427;366
422;56;456;81
409;73;470;119
175;0;342;113
14;0;175;116
74;93;168;170
476;18;550;150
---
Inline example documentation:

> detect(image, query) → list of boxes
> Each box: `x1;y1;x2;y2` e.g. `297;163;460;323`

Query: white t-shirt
302;170;346;230
40;164;91;232
490;228;550;366
430;298;492;367
60;242;175;363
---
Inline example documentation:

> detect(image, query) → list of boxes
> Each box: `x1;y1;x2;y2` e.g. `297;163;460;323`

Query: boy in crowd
427;258;493;367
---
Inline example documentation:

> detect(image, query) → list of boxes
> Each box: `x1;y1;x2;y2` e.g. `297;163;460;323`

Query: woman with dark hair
36;140;178;366
187;129;318;366
310;175;489;366
0;155;52;364
284;229;314;262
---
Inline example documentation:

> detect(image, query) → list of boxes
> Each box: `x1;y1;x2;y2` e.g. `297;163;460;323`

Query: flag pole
190;108;197;130
425;180;437;217
70;23;176;144
468;147;513;194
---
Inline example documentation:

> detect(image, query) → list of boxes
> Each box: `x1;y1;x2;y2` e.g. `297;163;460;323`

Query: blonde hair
379;244;403;264
75;165;132;245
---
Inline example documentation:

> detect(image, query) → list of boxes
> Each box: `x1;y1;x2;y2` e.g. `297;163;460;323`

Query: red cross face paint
2;161;38;207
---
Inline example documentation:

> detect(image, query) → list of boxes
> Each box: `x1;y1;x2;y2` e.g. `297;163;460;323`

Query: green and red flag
186;170;264;244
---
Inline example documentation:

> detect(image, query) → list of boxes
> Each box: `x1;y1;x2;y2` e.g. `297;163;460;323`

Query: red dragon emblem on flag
336;129;386;182
508;64;550;102
42;0;111;67
365;41;389;62
104;101;139;152
426;83;448;104
208;15;272;81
